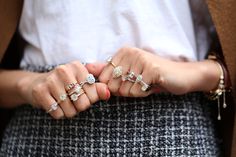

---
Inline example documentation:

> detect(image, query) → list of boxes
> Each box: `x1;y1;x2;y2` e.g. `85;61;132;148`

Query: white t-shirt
19;0;208;67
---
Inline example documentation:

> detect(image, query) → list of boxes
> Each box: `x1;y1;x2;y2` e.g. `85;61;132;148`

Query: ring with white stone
107;57;116;68
79;74;96;87
57;93;67;104
68;84;82;96
136;74;150;92
122;71;136;83
47;102;59;113
69;90;85;102
112;66;123;78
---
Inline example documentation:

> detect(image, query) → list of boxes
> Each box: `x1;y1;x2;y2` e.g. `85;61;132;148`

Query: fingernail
106;88;110;99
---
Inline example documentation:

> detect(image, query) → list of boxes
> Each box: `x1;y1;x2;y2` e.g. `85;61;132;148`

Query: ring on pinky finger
47;102;59;113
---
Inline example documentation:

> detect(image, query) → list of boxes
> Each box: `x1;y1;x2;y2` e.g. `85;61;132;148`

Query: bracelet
206;54;231;120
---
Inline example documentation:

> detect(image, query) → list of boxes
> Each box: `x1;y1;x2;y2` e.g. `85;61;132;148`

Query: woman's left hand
87;46;175;97
86;46;221;97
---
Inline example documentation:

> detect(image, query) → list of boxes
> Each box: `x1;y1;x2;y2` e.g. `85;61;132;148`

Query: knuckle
45;75;55;85
55;65;69;76
70;61;82;68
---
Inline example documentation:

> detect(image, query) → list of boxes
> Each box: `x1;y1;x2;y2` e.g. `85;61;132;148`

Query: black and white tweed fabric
0;66;222;157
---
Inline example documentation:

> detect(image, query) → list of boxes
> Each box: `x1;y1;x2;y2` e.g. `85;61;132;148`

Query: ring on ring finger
135;74;151;91
69;89;85;102
122;71;136;83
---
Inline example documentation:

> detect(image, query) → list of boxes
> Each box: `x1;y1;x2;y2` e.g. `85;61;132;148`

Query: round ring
79;74;96;87
47;102;58;113
112;66;123;78
70;90;85;102
107;57;116;68
57;93;67;104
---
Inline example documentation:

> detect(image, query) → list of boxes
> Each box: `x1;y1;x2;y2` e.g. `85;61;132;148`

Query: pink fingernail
106;88;110;99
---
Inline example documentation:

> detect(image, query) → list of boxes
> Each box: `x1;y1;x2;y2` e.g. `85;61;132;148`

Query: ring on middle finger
79;73;96;87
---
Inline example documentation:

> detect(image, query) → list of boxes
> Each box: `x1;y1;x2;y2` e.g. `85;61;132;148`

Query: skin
0;46;221;119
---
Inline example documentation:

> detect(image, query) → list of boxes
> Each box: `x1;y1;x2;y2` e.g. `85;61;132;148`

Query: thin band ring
47;102;58;113
107;57;116;68
70;90;85;102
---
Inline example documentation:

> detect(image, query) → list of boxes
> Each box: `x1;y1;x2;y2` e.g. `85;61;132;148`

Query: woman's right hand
17;61;110;119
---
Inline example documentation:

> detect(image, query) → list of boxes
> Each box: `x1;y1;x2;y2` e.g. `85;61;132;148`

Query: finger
130;67;152;97
95;82;110;100
118;53;141;96
32;83;64;119
85;62;106;77
55;64;90;113
70;61;98;108
128;52;152;97
99;47;127;84
47;74;77;118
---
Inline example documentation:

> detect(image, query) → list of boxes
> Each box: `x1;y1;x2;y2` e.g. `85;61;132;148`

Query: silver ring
70;90;85;102
79;74;96;87
136;74;150;91
112;66;123;78
57;93;67;104
107;57;116;68
47;102;58;113
68;84;82;96
122;71;135;83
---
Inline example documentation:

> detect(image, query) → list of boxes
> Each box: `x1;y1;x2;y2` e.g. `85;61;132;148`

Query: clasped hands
19;46;193;119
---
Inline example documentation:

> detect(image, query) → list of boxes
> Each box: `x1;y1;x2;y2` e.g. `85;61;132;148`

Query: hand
17;61;110;119
88;46;164;97
86;46;219;97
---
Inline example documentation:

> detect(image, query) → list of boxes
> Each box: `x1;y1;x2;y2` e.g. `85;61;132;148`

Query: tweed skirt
0;65;222;157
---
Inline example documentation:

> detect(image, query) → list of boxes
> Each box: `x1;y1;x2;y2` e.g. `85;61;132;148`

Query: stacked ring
67;83;84;102
69;89;85;102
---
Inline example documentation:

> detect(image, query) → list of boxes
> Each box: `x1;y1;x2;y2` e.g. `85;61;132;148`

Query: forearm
0;69;39;108
161;60;220;94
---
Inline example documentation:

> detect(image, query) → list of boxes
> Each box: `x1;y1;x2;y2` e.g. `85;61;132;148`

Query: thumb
85;62;106;77
95;83;110;100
